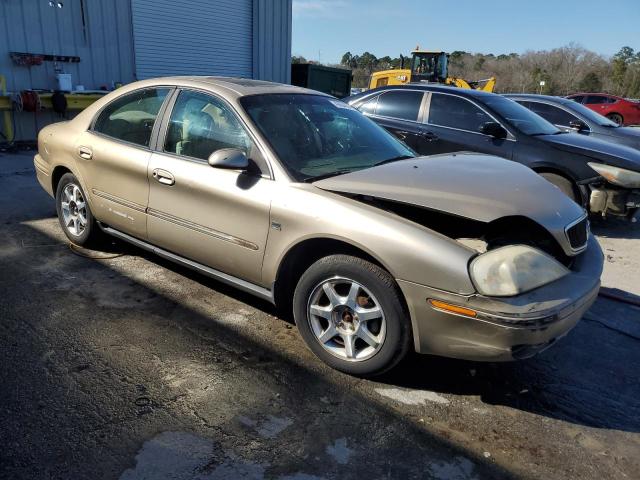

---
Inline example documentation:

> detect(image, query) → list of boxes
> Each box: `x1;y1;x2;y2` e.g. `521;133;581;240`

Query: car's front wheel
606;113;623;126
56;173;102;246
539;172;579;204
293;254;411;376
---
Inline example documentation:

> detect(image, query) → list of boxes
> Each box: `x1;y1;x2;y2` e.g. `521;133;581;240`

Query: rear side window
584;95;615;104
428;93;491;132
93;88;169;147
375;90;424;121
524;102;579;127
569;95;584;103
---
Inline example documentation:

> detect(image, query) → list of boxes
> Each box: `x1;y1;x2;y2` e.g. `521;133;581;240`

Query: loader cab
410;51;448;84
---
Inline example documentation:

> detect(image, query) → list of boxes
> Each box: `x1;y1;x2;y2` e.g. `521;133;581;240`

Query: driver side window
164;90;253;161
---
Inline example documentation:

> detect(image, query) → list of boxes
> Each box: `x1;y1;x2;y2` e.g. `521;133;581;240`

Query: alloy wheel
60;183;87;237
307;276;386;361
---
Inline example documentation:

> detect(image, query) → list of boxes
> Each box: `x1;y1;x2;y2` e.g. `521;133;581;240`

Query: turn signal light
428;299;477;318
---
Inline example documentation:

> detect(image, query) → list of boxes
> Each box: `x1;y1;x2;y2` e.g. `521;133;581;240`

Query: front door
421;92;514;160
74;87;171;239
147;89;273;285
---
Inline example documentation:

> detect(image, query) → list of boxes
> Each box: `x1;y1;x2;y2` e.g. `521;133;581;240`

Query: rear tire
539;172;578;204
606;113;623;126
55;173;102;246
293;254;411;377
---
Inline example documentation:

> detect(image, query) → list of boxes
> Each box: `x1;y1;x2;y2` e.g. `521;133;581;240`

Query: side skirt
98;223;275;304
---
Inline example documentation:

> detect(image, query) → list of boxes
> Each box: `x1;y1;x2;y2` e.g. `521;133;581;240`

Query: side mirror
479;121;507;139
569;120;587;131
208;148;249;170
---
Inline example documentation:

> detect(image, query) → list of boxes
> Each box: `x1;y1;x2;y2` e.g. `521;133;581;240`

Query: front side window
569;95;584;103
358;95;379;115
93;88;169;147
164;90;253;161
241;94;414;182
525;102;580;127
375;90;424;121
428;93;491;132
483;95;560;136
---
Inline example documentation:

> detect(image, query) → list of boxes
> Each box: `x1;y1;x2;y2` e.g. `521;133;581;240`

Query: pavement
1;150;639;480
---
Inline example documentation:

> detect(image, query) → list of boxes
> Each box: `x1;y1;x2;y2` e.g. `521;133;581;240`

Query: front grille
566;216;588;251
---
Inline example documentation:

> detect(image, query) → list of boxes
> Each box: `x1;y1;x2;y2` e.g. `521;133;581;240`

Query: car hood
600;126;640;148
313;153;585;254
540;133;640;171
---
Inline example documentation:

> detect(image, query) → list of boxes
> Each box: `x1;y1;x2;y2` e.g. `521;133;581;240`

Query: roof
362;83;499;99
107;76;324;99
503;93;576;106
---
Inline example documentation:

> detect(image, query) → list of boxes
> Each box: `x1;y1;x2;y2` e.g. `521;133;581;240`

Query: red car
567;93;640;126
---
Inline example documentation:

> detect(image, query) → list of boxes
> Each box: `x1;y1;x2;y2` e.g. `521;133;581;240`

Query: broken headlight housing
470;245;570;297
588;162;640;188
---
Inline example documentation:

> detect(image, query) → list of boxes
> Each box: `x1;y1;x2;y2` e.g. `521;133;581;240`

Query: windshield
483;96;561;136
240;94;414;181
564;100;619;127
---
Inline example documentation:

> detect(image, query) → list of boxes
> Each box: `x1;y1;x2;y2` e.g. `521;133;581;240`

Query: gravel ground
1;150;639;480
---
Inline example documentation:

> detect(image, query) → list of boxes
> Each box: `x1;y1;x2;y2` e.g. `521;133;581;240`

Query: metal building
0;0;292;141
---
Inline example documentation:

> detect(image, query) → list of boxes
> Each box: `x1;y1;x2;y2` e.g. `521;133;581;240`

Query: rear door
421;92;515;159
362;90;434;153
74;87;171;239
146;89;274;285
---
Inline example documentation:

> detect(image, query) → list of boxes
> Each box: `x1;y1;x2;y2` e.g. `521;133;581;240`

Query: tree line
294;44;640;97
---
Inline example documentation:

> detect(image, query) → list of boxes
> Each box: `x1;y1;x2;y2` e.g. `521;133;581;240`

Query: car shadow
3;219;521;480
90;232;640;435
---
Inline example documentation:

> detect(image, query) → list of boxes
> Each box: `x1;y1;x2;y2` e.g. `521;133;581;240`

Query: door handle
152;168;175;186
78;146;93;160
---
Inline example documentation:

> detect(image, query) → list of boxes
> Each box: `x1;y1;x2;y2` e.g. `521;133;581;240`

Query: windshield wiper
303;167;357;183
373;155;414;166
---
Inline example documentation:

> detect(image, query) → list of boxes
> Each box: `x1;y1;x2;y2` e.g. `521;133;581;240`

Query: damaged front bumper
397;235;603;362
589;184;640;218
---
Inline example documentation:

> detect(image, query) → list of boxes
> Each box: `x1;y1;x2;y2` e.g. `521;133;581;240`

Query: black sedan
345;85;640;218
505;93;640;151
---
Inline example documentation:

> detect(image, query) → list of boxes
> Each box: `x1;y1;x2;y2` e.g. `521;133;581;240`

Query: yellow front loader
368;49;496;92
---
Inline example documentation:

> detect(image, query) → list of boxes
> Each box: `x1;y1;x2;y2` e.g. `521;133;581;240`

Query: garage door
131;0;253;79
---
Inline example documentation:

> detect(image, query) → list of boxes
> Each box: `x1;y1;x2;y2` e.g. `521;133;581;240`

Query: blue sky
292;0;640;64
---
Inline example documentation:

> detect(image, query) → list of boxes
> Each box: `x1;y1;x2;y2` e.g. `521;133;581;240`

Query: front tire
56;173;101;246
293;254;411;376
606;113;623;126
539;172;578;204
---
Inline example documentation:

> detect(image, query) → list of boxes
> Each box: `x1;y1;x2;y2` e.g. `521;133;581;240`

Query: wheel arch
606;112;624;123
272;236;405;316
51;165;73;194
530;164;586;205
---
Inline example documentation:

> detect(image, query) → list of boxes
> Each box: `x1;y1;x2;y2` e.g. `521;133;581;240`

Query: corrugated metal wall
2;0;292;141
131;0;254;79
0;0;136;141
253;0;292;84
131;0;291;83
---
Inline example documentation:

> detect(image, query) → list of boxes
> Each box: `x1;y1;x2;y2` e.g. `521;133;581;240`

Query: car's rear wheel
606;113;624;126
293;254;411;376
539;172;578;204
56;173;102;246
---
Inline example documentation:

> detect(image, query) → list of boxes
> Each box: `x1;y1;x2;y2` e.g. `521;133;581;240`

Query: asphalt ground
1;150;639;479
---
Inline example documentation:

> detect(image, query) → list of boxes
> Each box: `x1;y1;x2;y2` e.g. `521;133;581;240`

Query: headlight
588;162;640;188
470;245;569;297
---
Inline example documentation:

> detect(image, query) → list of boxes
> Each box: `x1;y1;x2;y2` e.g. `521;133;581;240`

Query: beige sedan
34;77;602;376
